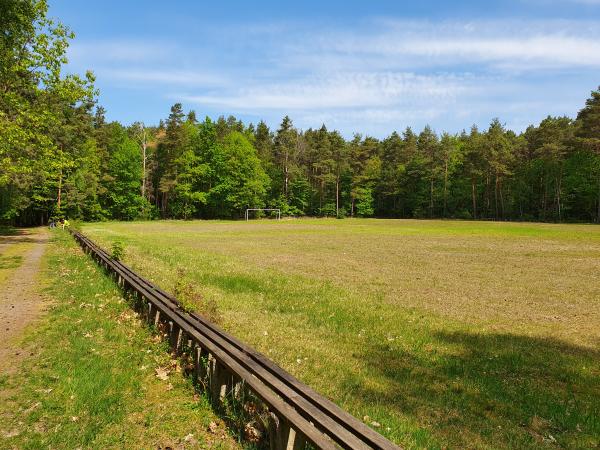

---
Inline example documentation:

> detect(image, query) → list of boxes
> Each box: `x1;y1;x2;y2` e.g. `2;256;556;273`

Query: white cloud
379;35;600;68
69;18;599;135
99;69;227;87
559;0;600;4
181;72;471;111
68;40;175;63
309;20;600;71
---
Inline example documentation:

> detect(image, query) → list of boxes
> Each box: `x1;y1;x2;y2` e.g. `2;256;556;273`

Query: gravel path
0;228;49;376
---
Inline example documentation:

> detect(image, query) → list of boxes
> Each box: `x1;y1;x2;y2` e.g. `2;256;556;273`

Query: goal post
245;208;281;221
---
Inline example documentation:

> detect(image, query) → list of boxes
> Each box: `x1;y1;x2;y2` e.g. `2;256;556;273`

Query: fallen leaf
24;402;41;413
155;367;169;381
244;422;262;442
183;433;197;445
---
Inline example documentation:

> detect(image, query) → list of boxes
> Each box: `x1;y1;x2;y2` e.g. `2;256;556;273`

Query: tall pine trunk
499;178;505;220
57;167;63;212
284;150;289;198
141;141;147;197
556;168;563;222
485;173;490;218
597;172;600;223
443;160;448;217
429;178;434;218
335;177;339;217
471;178;477;219
494;173;499;221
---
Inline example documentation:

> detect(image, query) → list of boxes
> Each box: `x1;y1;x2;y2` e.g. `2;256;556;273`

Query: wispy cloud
303;20;600;71
68;40;176;63
181;72;471;110
66;18;599;135
99;69;228;87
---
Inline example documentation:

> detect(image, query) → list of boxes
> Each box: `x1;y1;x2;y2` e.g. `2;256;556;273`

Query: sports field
81;219;600;449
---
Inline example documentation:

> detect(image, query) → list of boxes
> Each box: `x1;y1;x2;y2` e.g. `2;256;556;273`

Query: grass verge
0;231;238;449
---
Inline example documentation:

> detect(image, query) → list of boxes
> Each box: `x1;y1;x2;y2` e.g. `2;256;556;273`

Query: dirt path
0;228;49;376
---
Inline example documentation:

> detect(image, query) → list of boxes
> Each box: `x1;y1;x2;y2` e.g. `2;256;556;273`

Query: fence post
268;414;306;450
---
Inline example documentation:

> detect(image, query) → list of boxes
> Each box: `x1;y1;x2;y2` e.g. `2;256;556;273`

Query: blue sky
50;0;600;137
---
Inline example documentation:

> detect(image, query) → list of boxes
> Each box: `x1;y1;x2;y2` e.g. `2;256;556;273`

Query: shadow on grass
356;331;600;449
0;226;18;237
0;228;47;245
0;254;23;269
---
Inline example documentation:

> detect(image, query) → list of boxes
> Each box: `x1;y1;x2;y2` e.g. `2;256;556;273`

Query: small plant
174;268;221;323
111;240;125;261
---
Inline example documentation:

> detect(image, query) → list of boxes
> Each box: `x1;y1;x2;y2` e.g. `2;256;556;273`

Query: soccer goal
245;208;281;221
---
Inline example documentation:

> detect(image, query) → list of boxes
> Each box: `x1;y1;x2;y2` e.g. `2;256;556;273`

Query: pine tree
576;87;600;222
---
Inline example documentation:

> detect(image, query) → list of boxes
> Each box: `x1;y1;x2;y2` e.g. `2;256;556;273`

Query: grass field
81;218;600;449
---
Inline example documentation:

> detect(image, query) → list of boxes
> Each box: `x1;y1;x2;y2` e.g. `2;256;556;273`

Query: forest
2;1;600;226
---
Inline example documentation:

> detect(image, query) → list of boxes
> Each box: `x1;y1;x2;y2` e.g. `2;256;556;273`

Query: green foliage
111;240;125;261
207;131;269;217
354;187;375;217
0;0;96;225
101;124;151;220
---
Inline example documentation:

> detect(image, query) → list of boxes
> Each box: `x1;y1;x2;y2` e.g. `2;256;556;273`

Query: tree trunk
142;141;147;197
335;178;339;217
471;178;477;219
284;149;289;198
429;178;434;218
597;172;600;223
485;173;490;218
556;169;563;222
57;167;63;212
499;178;505;220
443;160;448;218
542;178;548;221
494;173;499;221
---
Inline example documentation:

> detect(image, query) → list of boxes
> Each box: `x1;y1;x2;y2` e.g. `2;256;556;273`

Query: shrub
111;240;125;261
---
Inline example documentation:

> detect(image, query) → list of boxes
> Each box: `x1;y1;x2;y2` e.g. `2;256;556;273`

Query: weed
111;240;125;261
174;268;221;323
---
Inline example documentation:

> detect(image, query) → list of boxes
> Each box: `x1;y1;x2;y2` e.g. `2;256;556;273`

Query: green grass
0;240;30;287
81;218;600;449
0;225;18;237
0;231;238;449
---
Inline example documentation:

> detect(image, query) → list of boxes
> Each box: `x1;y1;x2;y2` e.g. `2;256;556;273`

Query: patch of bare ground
0;227;49;377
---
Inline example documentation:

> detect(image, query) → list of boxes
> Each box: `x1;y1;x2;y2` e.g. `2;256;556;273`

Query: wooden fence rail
71;231;401;450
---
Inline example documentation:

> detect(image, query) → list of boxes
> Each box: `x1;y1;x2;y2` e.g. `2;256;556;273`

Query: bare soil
0;228;49;376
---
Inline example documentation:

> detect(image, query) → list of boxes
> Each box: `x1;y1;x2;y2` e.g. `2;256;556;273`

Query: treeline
2;1;600;225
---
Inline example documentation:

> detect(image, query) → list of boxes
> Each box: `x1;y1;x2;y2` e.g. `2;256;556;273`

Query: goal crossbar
245;208;281;220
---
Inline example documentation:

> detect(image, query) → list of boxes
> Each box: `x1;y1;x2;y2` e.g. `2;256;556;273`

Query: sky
50;0;600;138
